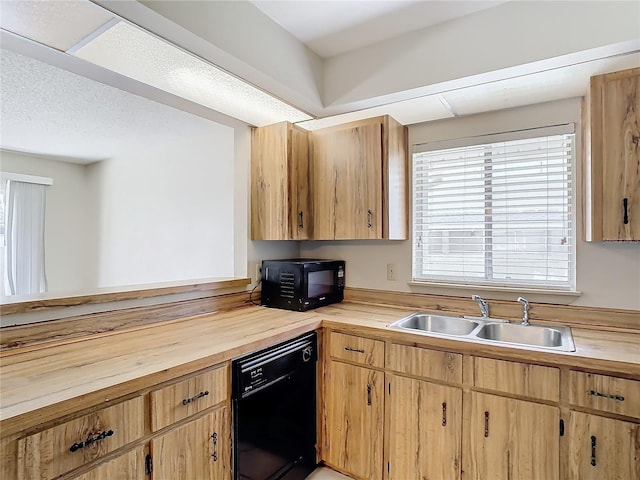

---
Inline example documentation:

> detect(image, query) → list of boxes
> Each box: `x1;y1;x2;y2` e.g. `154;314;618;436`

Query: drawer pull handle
70;429;114;452
442;402;447;427
299;211;304;229
211;432;218;461
591;435;597;466
587;390;624;402
367;209;372;229
345;346;365;354
183;390;209;405
484;411;489;437
623;198;629;225
367;384;372;406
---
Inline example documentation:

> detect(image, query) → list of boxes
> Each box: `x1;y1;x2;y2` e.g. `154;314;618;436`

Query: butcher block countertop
1;301;639;437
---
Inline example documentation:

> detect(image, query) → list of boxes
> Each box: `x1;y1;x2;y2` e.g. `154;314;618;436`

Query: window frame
411;124;577;293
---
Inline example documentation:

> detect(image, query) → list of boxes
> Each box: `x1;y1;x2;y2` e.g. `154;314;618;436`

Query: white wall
300;98;640;311
0;151;93;293
85;118;236;287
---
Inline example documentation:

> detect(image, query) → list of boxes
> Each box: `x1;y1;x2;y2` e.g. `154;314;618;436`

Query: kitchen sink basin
475;323;575;351
388;312;576;352
390;314;479;336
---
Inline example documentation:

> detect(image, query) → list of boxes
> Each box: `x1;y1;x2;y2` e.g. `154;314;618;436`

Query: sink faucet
471;295;490;318
517;297;530;326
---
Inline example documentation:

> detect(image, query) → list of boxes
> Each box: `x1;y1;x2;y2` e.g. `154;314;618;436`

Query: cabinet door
568;411;640;480
290;124;311;239
324;361;384;480
151;407;230;480
312;121;383;239
388;375;462;480
251;122;310;240
468;392;560;480
71;446;146;480
589;67;640;241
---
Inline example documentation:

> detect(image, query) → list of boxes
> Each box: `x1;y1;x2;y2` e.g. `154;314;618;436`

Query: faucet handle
472;295;490;318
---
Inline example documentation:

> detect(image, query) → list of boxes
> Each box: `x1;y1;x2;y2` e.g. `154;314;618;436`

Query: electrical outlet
255;262;262;283
386;263;397;281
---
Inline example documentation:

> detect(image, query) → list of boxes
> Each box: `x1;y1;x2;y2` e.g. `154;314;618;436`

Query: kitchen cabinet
468;391;560;480
311;115;408;240
70;446;146;480
568;411;639;480
567;370;640;479
324;360;384;480
388;375;462;480
584;67;640;241
150;406;230;480
16;396;145;480
251;121;311;240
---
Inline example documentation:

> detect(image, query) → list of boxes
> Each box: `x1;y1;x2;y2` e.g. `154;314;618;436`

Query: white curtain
5;180;47;295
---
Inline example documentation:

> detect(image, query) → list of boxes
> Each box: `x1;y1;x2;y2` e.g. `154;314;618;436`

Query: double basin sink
388;313;575;352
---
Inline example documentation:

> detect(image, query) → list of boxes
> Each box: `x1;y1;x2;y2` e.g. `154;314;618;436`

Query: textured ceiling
0;49;229;164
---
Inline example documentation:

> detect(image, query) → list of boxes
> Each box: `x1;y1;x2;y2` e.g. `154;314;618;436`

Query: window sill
408;281;582;301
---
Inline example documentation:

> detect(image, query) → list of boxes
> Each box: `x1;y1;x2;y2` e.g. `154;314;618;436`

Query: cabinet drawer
17;396;144;480
474;357;560;402
150;365;228;431
570;371;640;418
329;332;384;368
388;343;462;383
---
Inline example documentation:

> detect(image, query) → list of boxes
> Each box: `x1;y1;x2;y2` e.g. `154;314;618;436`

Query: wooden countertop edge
319;317;640;377
0;317;322;438
1;304;638;438
0;277;251;315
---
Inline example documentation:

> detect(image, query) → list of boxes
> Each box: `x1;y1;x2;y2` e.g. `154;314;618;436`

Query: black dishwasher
232;332;318;480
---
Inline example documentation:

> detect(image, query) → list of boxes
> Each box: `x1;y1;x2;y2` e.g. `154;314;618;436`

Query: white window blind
413;127;575;290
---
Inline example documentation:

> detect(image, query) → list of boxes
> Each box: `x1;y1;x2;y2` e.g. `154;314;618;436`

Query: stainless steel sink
476;323;575;351
390;314;479;336
388;312;575;352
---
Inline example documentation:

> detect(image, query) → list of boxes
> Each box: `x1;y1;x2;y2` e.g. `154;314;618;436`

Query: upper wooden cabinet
584;67;640;241
311;115;408;240
251;121;311;240
250;115;408;241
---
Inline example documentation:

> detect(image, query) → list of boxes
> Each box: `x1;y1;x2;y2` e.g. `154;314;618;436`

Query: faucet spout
471;295;490;318
517;297;530;326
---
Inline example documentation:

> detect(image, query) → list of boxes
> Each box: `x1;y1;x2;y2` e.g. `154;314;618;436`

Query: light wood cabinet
468;391;560;480
568;411;640;480
584;67;640;241
70;446;146;480
251;121;311;240
329;331;385;368
16;396;144;480
151;406;230;480
310;115;407;240
569;370;640;418
388;374;462;480
324;360;384;480
150;365;228;431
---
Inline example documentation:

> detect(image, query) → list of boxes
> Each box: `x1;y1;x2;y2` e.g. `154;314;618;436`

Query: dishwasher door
232;332;317;480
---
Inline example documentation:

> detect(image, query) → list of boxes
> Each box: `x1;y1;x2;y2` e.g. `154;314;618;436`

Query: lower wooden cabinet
150;406;230;480
568;411;640;480
70;446;147;480
324;360;384;480
468;392;560;480
387;374;462;480
16;396;145;480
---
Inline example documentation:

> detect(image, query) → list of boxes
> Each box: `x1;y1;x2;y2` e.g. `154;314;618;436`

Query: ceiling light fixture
70;21;313;127
0;0;313;127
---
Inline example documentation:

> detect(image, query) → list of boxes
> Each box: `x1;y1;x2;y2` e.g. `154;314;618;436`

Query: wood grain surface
0;277;249;316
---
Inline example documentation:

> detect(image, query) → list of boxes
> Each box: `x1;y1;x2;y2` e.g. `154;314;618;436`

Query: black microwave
261;259;345;311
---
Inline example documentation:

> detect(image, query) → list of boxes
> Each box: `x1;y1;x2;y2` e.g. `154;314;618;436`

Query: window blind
413;129;575;290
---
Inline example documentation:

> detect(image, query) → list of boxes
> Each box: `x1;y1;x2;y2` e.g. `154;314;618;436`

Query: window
412;125;575;291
